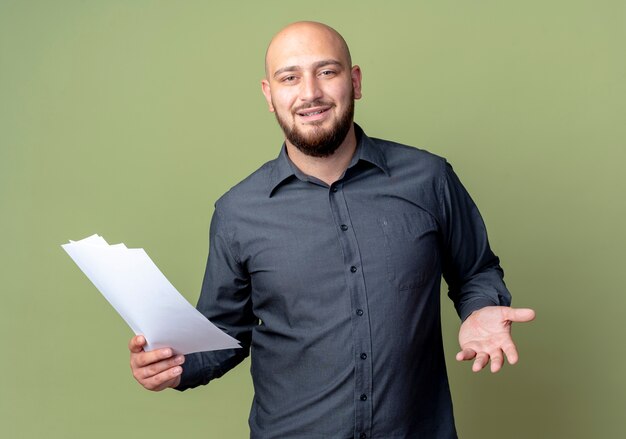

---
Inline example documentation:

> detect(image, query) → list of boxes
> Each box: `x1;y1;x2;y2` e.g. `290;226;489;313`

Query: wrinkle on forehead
264;21;352;79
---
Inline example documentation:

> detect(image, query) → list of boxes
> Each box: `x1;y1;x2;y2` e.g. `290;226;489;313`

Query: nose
299;74;323;102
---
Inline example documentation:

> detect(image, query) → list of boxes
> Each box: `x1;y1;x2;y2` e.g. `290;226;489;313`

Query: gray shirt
177;124;511;439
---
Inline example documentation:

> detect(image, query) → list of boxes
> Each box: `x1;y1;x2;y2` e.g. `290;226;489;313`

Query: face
262;24;362;157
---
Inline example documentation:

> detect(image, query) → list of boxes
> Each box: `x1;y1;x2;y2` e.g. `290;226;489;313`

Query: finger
502;341;519;365
456;348;477;362
505;308;536;323
136;355;185;381
128;335;146;353
472;352;489;372
132;348;176;368
152;375;181;392
141;365;183;391
489;349;505;373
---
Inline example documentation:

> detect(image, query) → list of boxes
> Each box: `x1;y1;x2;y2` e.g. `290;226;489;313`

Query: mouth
296;106;332;121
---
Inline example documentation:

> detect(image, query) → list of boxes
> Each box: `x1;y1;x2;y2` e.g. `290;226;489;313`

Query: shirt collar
267;123;390;197
352;123;390;176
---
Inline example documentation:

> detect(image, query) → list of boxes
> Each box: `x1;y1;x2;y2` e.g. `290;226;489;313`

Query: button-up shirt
177;124;511;439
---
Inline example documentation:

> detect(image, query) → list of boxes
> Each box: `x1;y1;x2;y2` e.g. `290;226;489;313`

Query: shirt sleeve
438;160;512;321
176;206;257;391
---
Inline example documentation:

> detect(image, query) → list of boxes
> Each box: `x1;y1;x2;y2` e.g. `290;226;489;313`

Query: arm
129;205;257;391
176;206;256;390
438;161;535;372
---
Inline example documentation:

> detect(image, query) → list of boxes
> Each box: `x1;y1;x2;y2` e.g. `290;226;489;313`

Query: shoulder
363;133;458;222
213;157;276;215
369;135;448;179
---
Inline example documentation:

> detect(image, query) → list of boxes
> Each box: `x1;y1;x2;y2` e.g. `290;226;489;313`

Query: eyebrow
273;59;343;79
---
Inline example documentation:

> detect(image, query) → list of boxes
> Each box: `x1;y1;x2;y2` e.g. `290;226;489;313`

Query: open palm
457;306;535;373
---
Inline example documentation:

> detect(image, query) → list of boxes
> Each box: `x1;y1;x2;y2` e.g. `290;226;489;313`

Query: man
129;21;535;438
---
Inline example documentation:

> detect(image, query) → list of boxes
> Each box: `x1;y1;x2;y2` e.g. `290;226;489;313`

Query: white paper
62;234;240;355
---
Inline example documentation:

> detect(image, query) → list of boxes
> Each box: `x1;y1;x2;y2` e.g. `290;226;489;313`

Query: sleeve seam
213;205;243;266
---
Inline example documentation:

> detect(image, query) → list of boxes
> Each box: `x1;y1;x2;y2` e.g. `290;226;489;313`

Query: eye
282;75;297;83
319;70;336;77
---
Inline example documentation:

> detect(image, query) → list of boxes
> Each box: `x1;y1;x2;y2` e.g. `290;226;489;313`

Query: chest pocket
379;211;440;291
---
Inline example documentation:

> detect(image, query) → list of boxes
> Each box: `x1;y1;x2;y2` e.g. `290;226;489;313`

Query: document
62;234;240;355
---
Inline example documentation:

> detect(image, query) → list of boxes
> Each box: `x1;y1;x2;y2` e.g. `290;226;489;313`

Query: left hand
456;306;535;373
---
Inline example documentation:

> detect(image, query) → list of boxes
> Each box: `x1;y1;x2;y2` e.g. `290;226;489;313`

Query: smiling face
262;22;362;157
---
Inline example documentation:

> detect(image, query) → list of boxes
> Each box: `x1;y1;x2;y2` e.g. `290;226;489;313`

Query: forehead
266;26;350;75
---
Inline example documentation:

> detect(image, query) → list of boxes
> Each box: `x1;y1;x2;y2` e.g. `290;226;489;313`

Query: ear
351;65;362;100
261;79;275;112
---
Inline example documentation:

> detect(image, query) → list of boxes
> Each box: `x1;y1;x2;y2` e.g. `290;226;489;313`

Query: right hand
129;335;184;391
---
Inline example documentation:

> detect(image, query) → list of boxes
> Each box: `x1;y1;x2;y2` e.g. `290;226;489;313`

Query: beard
274;96;355;158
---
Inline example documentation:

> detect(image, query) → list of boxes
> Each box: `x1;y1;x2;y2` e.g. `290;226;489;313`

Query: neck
285;124;358;186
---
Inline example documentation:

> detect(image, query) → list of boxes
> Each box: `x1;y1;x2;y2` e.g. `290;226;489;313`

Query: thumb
456;348;477;362
128;335;146;353
505;307;536;323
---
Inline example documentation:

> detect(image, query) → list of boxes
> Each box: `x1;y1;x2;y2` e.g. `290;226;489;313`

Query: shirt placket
328;181;373;439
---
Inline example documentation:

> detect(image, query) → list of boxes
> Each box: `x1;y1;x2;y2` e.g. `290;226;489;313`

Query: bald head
264;21;352;79
260;21;362;160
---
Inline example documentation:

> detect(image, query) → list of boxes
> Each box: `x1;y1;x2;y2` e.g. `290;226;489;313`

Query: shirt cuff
458;298;502;322
174;352;202;392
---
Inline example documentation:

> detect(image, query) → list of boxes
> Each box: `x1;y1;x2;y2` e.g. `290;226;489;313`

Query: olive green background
1;1;624;438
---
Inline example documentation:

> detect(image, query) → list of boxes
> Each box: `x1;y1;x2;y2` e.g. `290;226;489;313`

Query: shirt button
332;187;338;192
360;394;367;401
360;434;367;439
340;224;348;231
356;309;364;316
360;353;367;360
350;266;357;273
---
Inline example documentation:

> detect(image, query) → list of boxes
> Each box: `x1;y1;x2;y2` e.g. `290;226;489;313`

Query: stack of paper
62;234;240;355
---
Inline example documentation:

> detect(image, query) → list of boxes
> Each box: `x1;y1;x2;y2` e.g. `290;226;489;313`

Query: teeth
302;110;323;116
